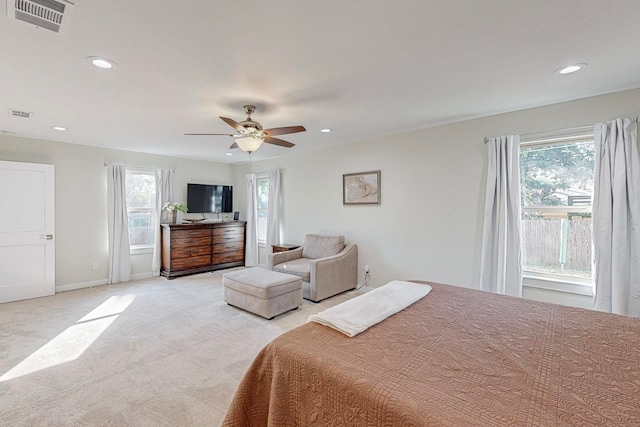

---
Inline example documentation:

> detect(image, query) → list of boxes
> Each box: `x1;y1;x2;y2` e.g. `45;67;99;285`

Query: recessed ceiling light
87;56;116;69
225;152;233;156
555;63;586;75
320;128;331;133
52;126;66;131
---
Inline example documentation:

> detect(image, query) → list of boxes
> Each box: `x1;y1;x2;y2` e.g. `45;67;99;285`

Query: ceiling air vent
6;0;75;34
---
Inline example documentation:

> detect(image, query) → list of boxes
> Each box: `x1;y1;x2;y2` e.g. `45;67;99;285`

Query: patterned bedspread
221;282;640;426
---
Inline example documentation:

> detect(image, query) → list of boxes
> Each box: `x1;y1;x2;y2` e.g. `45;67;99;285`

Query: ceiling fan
185;105;306;153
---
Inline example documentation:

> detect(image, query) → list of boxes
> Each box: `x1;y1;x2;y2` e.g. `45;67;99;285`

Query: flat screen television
187;183;233;213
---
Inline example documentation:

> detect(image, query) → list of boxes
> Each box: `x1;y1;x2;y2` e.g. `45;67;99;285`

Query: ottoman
223;267;303;319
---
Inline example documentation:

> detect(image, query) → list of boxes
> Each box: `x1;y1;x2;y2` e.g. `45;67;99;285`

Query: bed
221;282;640;426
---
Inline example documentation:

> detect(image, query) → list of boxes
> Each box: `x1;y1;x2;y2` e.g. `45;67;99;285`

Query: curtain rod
484;124;594;144
246;168;283;176
103;162;175;172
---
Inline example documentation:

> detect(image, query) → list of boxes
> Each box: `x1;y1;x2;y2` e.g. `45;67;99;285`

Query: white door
0;160;55;303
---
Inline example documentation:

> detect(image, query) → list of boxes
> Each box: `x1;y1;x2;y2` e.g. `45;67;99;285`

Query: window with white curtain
520;128;594;289
125;168;156;250
256;175;269;245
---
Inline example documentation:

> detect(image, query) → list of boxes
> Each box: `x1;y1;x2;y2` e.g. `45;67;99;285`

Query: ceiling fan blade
229;142;239;149
184;133;235;136
263;125;306;136
220;116;247;133
264;136;295;148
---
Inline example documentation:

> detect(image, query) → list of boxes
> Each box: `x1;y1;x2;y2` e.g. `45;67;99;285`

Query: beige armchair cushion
272;258;311;282
301;235;344;259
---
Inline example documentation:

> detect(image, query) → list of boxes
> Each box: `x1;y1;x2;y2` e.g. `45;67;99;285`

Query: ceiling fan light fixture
236;136;263;153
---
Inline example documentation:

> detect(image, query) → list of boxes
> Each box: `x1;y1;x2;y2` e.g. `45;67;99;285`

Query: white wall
0;136;234;289
233;88;640;307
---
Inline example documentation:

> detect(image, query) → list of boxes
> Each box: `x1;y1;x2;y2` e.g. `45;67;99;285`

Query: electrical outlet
364;265;370;273
92;262;99;271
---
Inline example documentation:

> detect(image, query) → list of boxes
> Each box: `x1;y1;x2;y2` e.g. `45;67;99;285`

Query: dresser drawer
169;254;212;270
213;233;244;244
170;228;211;249
213;251;244;264
171;237;211;248
213;226;244;237
171;245;212;259
213;241;244;254
171;229;211;239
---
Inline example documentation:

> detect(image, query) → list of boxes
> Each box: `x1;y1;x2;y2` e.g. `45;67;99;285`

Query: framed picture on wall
343;170;381;205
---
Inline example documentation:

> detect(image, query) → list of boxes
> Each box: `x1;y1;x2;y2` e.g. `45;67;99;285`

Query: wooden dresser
160;221;245;279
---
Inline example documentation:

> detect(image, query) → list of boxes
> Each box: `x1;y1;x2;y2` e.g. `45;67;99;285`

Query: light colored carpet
0;269;363;426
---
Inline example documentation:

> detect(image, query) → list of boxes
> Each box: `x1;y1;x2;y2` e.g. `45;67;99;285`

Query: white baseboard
132;272;153;281
56;278;108;293
56;272;155;293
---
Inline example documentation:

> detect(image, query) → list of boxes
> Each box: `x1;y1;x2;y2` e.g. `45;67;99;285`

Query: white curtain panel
479;135;523;297
245;173;258;266
151;168;175;276
592;117;640;316
266;169;282;255
106;164;131;284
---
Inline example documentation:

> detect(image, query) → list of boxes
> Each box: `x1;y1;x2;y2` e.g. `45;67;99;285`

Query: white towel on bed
308;280;432;337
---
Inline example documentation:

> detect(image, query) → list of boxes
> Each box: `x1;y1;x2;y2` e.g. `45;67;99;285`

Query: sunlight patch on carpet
0;294;136;382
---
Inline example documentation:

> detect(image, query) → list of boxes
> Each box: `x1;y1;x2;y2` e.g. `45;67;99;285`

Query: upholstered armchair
267;234;358;302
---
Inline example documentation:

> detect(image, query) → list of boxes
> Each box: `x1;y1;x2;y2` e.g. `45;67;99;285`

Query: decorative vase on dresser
160;221;245;279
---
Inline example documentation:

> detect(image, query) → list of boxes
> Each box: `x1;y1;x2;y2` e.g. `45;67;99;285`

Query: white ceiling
2;0;640;164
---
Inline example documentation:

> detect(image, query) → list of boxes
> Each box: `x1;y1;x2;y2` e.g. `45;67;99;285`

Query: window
256;175;269;244
520;129;594;284
125;169;156;249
